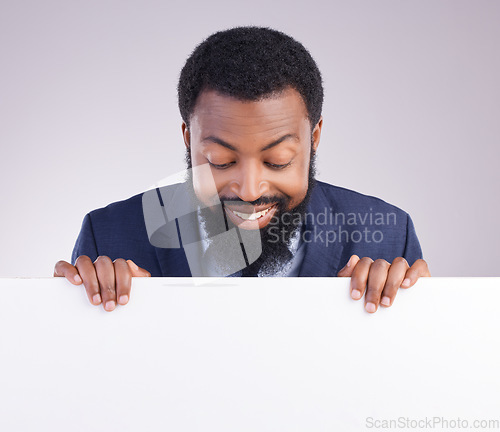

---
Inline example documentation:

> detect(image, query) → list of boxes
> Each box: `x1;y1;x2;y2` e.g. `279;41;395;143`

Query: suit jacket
71;180;423;277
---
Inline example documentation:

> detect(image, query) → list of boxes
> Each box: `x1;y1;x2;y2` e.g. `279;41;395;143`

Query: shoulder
311;180;409;216
306;182;422;267
83;190;154;258
86;183;184;230
77;190;168;275
87;191;145;223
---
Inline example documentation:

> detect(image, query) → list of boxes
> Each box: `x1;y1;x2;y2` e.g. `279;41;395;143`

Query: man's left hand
337;255;431;313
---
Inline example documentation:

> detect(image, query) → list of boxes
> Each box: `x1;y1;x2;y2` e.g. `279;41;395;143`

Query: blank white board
0;277;499;431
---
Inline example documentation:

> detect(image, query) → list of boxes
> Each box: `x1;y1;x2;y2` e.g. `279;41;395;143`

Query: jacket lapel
298;183;345;277
154;247;192;277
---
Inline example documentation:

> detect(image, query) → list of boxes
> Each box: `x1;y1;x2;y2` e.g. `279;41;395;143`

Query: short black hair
178;26;323;130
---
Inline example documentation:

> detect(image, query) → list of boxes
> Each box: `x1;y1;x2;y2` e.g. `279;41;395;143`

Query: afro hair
177;26;323;131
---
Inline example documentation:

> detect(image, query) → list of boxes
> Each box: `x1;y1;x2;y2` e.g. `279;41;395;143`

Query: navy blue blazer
71;181;423;277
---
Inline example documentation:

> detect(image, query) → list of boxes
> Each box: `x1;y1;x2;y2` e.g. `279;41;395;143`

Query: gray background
1;0;498;277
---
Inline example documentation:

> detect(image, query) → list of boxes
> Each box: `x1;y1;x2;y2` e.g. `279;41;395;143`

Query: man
54;27;430;313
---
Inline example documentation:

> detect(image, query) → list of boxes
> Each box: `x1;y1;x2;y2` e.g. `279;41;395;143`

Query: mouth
224;203;278;229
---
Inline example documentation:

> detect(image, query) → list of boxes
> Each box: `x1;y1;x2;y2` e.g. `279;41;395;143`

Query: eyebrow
201;134;299;152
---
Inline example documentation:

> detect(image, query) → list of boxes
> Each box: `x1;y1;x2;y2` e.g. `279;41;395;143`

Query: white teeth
231;206;272;221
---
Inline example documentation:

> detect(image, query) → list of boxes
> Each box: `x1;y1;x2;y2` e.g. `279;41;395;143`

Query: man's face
182;87;322;230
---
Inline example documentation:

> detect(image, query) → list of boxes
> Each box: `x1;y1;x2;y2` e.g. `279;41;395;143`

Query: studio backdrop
0;0;498;277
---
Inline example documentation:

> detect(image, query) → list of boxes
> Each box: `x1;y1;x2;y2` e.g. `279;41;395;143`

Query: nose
229;162;269;202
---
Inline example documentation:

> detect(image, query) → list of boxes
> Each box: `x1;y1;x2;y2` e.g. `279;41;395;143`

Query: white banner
0;277;499;431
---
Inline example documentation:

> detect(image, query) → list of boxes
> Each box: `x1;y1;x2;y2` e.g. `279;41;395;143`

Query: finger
401;259;431;289
74;255;101;306
94;256;116;311
54;260;83;285
337;255;360;277
365;259;390;313
126;260;151;277
114;258;132;305
380;257;409;307
350;257;373;301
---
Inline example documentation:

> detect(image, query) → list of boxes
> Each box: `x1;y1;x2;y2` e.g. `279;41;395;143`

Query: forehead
190;88;310;138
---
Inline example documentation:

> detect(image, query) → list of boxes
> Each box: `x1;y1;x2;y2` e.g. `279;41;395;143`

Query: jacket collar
298;182;344;277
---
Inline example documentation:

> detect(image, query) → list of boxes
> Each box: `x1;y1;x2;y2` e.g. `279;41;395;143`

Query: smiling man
54;26;430;312
183;87;318;278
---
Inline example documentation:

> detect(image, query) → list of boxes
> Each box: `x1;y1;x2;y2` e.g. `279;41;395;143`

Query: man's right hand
53;256;151;311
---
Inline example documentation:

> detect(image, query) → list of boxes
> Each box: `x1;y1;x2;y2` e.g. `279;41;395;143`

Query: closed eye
265;161;292;170
208;161;235;170
207;160;292;170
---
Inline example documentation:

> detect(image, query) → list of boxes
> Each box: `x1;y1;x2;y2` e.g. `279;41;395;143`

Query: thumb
127;259;151;277
337;254;360;277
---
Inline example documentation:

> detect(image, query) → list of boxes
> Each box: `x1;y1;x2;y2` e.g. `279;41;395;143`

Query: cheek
210;170;235;197
272;161;310;207
190;163;221;206
283;177;309;207
188;149;217;203
190;149;206;166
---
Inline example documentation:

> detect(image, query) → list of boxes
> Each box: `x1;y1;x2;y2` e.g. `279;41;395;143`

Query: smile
224;203;278;229
229;205;275;221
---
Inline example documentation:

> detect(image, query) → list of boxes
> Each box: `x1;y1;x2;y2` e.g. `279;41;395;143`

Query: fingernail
351;289;362;300
381;296;391;306
365;302;376;313
118;295;128;305
74;274;82;283
92;293;102;304
105;301;115;311
402;278;411;288
346;256;352;268
129;261;139;271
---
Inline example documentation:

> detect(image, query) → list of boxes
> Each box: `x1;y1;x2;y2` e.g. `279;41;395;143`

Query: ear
311;116;323;153
181;122;190;149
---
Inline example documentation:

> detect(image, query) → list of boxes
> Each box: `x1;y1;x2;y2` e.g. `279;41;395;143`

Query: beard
184;144;317;276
